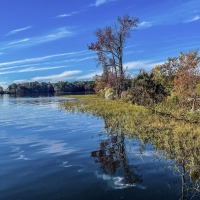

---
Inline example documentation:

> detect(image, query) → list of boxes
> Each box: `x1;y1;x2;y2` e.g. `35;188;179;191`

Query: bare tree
88;14;139;96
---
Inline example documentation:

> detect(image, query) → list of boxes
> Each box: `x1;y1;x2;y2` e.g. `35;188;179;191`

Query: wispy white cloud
0;50;87;67
124;50;144;55
41;27;72;41
0;63;43;71
95;0;116;6
1;27;74;51
54;8;87;18
125;44;138;49
76;71;102;80
55;14;72;18
124;60;164;70
55;56;93;64
8;38;30;45
5;26;32;36
138;21;152;28
14;79;28;83
76;56;94;62
0;38;30;51
0;66;68;75
55;12;78;18
184;15;200;23
31;70;82;82
0;54;94;75
95;0;106;6
14;70;82;83
19;66;67;72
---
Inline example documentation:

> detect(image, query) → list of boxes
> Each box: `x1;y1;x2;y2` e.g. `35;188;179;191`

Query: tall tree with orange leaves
88;14;139;96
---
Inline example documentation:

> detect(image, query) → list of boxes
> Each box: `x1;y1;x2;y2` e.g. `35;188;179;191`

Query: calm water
0;94;197;200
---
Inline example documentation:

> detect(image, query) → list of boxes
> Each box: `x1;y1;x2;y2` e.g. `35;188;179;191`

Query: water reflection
62;99;200;199
163;145;200;200
90;126;200;199
91;133;143;186
0;94;74;110
5;93;56;98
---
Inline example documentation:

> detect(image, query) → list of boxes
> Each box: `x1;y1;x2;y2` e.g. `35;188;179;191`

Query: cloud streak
76;71;102;80
124;60;164;70
184;15;200;23
0;50;88;67
1;27;74;51
31;70;81;81
55;12;78;18
54;8;87;18
138;21;152;28
8;38;30;45
14;70;82;83
6;26;32;36
95;0;116;6
95;0;106;6
0;66;68;75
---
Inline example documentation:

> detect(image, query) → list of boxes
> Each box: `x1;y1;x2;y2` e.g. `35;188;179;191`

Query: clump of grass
61;94;150;127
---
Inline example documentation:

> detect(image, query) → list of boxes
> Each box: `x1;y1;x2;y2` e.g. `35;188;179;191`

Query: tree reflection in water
165;152;200;200
91;131;143;186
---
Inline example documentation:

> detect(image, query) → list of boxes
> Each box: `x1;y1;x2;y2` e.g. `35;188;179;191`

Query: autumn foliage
88;14;139;96
161;49;200;110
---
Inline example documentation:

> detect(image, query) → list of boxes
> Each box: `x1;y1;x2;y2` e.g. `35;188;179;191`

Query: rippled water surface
0;94;198;200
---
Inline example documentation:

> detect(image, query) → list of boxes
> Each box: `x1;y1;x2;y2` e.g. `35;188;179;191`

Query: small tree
161;49;200;110
129;70;167;107
88;14;139;96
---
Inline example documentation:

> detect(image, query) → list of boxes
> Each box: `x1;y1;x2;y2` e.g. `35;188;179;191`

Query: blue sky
0;0;200;89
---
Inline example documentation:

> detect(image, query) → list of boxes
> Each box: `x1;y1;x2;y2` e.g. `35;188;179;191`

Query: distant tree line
53;81;95;93
0;81;95;94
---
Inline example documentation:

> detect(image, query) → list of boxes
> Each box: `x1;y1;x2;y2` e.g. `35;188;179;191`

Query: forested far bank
0;81;95;94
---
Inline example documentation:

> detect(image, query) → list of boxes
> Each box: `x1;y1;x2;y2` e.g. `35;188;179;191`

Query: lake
0;94;199;200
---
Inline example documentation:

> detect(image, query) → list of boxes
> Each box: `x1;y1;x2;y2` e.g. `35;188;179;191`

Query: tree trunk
192;94;197;111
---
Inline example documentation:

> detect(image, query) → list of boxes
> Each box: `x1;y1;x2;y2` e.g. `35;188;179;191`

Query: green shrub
167;93;179;104
196;84;200;96
120;91;132;103
97;89;106;98
104;87;115;100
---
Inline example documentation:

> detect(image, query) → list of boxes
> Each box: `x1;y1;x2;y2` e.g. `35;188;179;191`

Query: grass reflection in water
61;95;200;199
